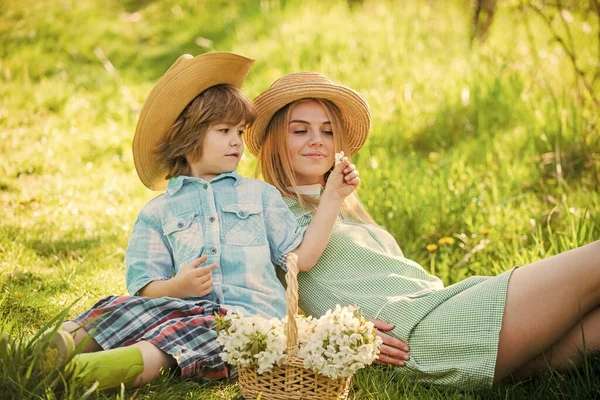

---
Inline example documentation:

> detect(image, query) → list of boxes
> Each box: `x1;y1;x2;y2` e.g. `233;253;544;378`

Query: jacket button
177;222;184;228
210;247;217;255
239;211;247;217
203;183;208;189
209;216;215;223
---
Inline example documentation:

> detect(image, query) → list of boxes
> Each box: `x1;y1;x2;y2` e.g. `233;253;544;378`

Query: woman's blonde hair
155;84;256;179
257;98;375;224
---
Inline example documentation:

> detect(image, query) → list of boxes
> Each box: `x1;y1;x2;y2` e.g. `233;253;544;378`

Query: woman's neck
295;176;325;186
294;183;322;195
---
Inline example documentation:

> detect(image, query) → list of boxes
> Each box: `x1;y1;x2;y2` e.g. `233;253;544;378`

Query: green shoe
40;329;76;373
69;345;144;391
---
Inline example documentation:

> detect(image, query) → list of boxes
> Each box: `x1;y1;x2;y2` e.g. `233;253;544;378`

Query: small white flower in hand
325;151;359;200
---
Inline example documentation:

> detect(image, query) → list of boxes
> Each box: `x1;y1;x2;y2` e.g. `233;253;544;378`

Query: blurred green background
1;0;599;398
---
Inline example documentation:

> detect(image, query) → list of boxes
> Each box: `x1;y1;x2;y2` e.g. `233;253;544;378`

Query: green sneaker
69;345;144;390
40;329;76;373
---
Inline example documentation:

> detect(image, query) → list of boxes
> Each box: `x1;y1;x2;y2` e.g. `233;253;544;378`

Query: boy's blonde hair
155;84;256;180
257;98;375;225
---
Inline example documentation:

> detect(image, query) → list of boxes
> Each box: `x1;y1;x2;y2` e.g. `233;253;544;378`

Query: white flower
335;151;345;166
297;305;383;379
216;312;287;374
215;306;382;379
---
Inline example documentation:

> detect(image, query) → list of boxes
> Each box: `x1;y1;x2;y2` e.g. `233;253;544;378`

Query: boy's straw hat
133;52;254;190
245;72;370;156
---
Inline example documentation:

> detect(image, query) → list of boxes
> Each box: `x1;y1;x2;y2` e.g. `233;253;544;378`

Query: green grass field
1;0;599;398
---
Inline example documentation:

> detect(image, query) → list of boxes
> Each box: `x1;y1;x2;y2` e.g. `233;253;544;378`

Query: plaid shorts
71;295;228;379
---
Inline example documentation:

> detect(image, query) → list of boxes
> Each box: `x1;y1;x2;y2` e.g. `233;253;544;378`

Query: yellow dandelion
479;227;492;235
546;178;557;185
428;152;439;163
426;244;438;252
13;291;24;299
438;237;455;245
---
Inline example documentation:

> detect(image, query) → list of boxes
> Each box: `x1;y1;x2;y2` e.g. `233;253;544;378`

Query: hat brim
133;52;254;190
246;77;370;156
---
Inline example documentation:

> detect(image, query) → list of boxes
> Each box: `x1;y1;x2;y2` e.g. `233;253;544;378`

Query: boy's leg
131;341;177;386
61;321;101;352
65;296;228;384
71;340;174;389
69;344;143;390
39;333;171;390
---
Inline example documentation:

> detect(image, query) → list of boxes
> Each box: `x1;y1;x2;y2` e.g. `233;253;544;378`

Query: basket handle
285;252;299;356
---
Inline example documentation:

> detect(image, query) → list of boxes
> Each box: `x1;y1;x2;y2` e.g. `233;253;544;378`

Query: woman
245;72;600;389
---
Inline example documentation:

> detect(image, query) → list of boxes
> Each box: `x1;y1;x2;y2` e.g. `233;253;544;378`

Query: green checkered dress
280;196;514;389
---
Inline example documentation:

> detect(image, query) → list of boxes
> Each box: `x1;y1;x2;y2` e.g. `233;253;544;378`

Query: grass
1;0;599;398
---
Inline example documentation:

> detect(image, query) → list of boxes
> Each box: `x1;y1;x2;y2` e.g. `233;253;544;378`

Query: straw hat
133;52;254;190
245;72;370;156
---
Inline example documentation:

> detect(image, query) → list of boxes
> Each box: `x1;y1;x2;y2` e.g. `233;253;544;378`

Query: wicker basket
237;253;352;400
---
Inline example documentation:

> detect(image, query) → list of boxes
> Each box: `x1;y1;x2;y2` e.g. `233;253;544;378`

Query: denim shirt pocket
163;212;203;265
221;204;266;246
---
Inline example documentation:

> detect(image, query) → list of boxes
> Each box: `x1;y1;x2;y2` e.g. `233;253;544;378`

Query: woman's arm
293;158;360;271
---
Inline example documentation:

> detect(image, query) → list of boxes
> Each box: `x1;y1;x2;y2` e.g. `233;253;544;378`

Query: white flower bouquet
215;305;382;379
215;253;382;400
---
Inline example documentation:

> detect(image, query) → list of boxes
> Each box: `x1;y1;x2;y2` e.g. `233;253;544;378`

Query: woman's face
286;100;335;186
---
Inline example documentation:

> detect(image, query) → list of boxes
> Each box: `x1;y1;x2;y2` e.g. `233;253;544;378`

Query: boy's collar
167;170;243;194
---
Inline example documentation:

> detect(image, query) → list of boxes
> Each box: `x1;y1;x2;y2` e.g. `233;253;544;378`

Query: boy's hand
324;156;360;200
171;254;216;298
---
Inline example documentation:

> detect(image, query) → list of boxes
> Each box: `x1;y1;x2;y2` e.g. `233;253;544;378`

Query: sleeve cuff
128;277;170;296
276;227;306;270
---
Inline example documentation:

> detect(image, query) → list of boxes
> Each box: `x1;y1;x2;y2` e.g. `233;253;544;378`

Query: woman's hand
370;319;410;367
324;157;360;200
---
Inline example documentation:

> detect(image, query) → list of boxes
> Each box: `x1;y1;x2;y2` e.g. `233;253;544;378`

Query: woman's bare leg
494;240;600;382
61;321;102;353
511;306;600;378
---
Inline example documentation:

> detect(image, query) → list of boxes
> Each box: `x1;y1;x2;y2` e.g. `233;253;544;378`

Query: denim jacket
125;170;304;318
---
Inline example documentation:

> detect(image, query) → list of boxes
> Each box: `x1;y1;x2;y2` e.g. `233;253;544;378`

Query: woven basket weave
237;253;352;400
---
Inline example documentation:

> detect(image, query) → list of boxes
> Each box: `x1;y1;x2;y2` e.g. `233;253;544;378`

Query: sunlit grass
1;0;599;398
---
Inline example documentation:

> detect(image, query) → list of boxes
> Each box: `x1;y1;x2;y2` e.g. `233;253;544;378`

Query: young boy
38;52;360;390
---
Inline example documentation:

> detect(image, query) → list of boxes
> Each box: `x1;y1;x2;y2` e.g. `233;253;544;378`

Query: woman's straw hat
133;52;254;190
245;72;370;156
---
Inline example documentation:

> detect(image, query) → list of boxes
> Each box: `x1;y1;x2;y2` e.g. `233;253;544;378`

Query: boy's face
187;121;245;181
